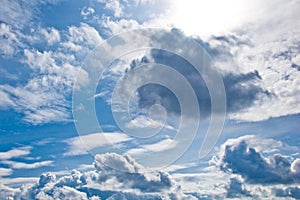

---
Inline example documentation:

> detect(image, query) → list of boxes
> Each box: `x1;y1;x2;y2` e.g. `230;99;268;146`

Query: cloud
64;133;133;156
127;138;178;156
1;137;299;199
100;18;141;35
274;186;300;199
1;160;54;170
0;146;31;160
0;0;45;29
225;176;251;198
212;135;300;184
0;153;195;199
128;0;300;122
125;115;175;130
39;27;60;45
62;23;103;58
0;23;23;57
81;7;95;19
0;22;98;124
0;168;13;177
98;0;123;17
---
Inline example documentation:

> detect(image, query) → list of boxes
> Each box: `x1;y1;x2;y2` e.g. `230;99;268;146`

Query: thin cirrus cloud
0;146;31;160
1;160;54;170
63;132;133;156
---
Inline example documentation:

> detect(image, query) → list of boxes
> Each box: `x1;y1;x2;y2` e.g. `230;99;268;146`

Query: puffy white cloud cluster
1;137;300;199
0;22;99;124
0;153;195;200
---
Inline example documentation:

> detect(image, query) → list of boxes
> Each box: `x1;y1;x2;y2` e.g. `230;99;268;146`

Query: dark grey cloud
130;46;268;119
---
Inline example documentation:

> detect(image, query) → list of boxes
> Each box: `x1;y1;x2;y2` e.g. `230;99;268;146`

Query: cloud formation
212;135;300;184
0;153;194;200
0;22;98;124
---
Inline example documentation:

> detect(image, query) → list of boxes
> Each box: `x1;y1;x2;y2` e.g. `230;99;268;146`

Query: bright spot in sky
169;0;259;36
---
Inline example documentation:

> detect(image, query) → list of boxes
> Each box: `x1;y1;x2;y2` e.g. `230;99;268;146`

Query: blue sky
0;0;300;199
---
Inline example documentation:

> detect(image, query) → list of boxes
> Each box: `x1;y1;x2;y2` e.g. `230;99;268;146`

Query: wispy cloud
0;146;31;160
0;168;13;177
64;132;133;156
1;160;54;169
127;138;178;156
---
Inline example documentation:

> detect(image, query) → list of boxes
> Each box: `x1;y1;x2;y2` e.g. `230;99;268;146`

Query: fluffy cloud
98;0;123;17
212;135;300;184
115;0;300;122
0;23;23;57
40;27;60;45
0;153;195;199
0;22;98;124
225;176;251;198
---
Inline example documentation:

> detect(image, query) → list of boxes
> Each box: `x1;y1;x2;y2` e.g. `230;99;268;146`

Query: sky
0;0;300;199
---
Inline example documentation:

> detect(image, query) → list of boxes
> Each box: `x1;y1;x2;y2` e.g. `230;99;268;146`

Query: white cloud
1;137;299;199
0;168;13;177
0;0;36;28
80;7;95;18
64;132;133;156
100;18;141;35
40;27;60;45
127;138;178;156
291;158;300;174
125;116;174;130
0;89;15;108
63;23;103;56
98;0;123;17
1;160;54;169
0;23;22;56
0;153;195;199
0;19;102;125
0;146;31;160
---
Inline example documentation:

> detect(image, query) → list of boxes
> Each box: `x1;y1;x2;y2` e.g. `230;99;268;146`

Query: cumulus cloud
212;135;300;184
40;27;60;45
125;0;300;122
225;176;251;198
0;22;98;124
0;23;23;57
98;0;123;17
0;153;195;199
